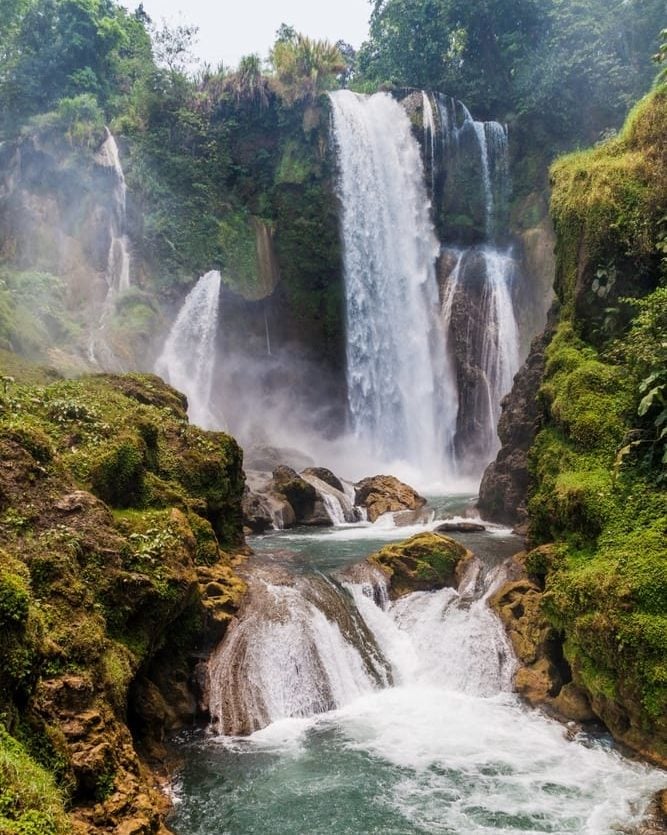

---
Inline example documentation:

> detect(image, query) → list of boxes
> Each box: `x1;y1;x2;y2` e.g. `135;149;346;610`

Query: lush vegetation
0;362;246;829
357;0;664;141
528;86;667;760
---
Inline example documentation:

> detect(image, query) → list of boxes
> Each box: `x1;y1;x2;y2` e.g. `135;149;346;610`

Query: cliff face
481;86;667;763
0;358;247;833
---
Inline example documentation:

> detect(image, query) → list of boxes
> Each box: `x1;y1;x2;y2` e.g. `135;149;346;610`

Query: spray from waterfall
328;90;456;485
155;270;223;429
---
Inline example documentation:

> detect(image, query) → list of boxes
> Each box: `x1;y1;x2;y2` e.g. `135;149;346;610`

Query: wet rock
301;466;344;493
368;532;471;599
478;312;556;526
242;487;273;533
435;521;486;533
355;474;426;523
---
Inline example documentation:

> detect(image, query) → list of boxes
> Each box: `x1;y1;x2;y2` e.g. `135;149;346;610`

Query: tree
270;33;346;106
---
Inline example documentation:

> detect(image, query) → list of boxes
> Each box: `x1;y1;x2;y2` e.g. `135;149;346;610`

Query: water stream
155;270;223;429
169;513;663;834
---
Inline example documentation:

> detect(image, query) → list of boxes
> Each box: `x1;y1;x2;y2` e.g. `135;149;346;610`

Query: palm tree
271;35;346;106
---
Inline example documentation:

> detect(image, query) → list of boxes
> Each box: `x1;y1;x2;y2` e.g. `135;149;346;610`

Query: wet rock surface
354;474;426;523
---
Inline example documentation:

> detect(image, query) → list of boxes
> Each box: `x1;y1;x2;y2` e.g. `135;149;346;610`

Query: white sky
136;0;372;69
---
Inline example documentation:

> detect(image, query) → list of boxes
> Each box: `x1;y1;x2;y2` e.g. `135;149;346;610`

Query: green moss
90;435;146;508
0;725;70;835
370;533;468;598
0;571;30;628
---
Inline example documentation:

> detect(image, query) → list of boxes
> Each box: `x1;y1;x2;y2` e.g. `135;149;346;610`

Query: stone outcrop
354;475;426;523
368;532;472;599
0;369;248;833
478;312;556;528
490;550;594;722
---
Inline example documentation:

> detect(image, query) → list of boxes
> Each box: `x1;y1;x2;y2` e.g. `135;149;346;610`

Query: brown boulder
355;475;426;523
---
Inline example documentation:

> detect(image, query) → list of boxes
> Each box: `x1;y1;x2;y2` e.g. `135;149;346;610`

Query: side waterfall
328;90;457;482
207;558;515;735
155;271;222;429
430;95;521;474
89;129;131;368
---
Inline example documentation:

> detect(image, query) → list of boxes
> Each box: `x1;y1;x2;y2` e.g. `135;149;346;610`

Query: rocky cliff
0;355;247;833
481;85;667;763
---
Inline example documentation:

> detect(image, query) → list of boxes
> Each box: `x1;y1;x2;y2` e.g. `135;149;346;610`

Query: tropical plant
270;33;345;106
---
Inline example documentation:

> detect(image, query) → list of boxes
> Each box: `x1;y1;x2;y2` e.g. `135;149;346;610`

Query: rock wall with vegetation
0;353;247;833
486;85;666;764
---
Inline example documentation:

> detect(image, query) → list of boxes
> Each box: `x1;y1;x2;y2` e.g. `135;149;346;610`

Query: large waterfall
328;91;457;485
329;90;521;485
89;129;132;368
155;270;222;429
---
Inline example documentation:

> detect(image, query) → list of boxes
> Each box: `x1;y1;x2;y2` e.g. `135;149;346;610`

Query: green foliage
271;33;345;106
0;571;30;628
90;436;146;508
531;90;667;756
0;725;70;835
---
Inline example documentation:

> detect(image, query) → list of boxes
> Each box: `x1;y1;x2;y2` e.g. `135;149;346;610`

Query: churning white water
328;90;454;484
155;271;222;429
190;548;664;834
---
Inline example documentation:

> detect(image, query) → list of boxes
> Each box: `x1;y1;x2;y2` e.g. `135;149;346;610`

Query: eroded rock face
355;475;426;523
478;313;556;527
0;372;248;833
490;551;594;723
368;532;472;599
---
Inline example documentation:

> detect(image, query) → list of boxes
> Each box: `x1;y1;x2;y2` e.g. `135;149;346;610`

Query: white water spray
155;270;222;429
329;90;454;483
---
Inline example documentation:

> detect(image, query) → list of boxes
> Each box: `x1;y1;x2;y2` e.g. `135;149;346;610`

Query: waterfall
328;90;455;482
89;129;132;368
207;557;515;736
421;91;437;198
208;571;392;734
155;271;222;430
429;95;519;473
439;247;521;472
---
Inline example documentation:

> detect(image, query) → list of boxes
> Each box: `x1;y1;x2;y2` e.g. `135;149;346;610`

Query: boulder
435;521;486;533
301;467;344;493
368;532;471;599
355;475;426;523
241;487;273;533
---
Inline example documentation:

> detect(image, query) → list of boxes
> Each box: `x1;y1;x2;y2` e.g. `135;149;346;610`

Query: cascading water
185;543;663;834
155;270;222;429
89;129;131;368
429;95;521;474
328;90;457;484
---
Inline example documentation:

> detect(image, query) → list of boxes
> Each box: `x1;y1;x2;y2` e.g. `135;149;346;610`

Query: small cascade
208;555;516;737
439;247;521;471
328;90;455;481
208;571;391;734
89;129;132;368
300;471;356;525
154;271;222;429
435;95;510;241
421;91;437;198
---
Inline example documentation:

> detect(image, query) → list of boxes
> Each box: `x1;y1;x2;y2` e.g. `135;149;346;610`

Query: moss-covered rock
519;87;667;765
0;362;248;831
369;532;471;599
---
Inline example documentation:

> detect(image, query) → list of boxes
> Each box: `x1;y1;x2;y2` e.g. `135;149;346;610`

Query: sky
136;0;372;70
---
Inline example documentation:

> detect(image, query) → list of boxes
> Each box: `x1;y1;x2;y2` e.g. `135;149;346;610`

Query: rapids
169;513;663;834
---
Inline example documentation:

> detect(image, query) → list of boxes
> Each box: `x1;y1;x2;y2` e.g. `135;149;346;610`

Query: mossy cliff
0;358;247;833
498;86;666;764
